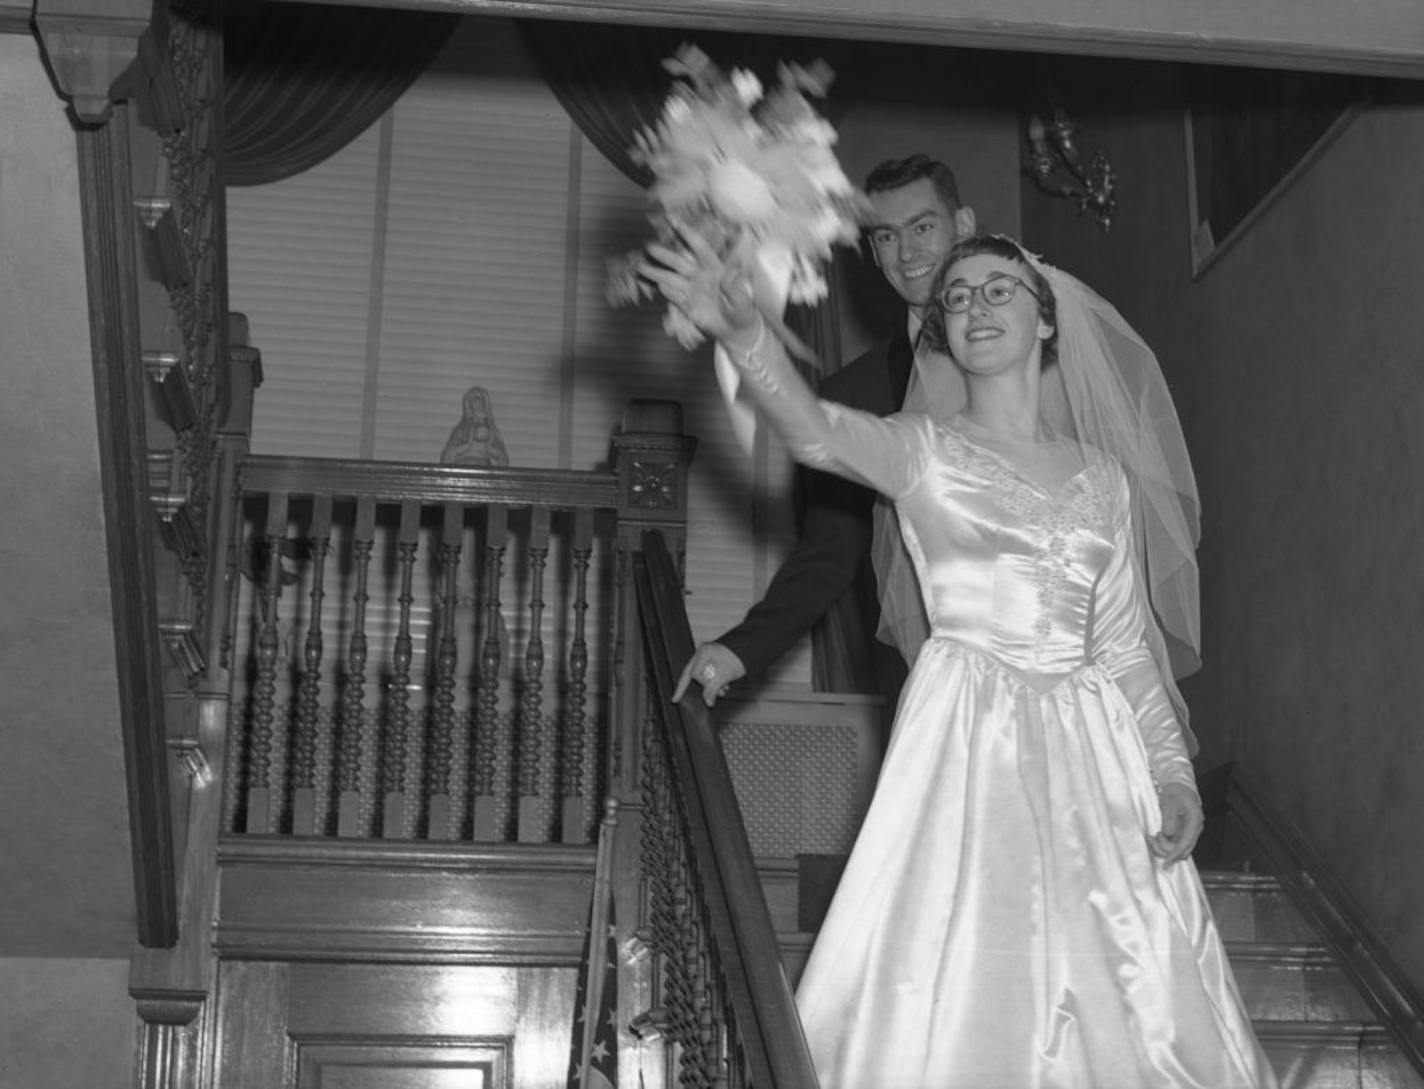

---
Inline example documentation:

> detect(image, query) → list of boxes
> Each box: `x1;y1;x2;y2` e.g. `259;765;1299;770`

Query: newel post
610;400;697;801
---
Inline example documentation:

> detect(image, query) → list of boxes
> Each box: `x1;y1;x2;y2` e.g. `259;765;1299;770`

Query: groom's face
866;177;976;318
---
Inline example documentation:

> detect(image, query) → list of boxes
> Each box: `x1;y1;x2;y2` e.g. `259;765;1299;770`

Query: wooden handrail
240;454;620;509
634;528;820;1089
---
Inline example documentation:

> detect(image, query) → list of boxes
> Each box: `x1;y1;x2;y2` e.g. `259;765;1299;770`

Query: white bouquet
607;45;868;356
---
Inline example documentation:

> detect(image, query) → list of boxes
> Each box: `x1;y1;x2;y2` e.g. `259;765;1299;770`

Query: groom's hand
673;642;747;707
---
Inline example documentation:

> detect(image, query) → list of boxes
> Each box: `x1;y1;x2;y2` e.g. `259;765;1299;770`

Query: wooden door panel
287;965;520;1038
296;1041;502;1089
215;961;294;1088
215;962;577;1089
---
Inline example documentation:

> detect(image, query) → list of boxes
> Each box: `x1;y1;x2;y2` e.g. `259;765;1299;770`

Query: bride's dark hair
919;235;1058;367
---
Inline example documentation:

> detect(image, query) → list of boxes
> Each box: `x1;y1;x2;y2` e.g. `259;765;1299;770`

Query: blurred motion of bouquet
607;44;868;350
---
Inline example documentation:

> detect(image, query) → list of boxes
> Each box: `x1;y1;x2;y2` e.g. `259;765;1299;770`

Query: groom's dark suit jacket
718;327;916;693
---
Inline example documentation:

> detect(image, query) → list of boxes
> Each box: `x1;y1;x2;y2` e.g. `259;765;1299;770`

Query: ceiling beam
273;0;1424;79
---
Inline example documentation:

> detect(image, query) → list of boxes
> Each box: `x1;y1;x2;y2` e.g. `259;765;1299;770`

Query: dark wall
1022;61;1424;990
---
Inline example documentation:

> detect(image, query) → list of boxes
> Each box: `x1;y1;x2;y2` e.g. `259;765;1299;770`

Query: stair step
767;866;1319;944
774;936;1423;1086
1204;870;1318;943
1229;942;1377;1023
779;937;1372;1024
769;864;1423;1087
1254;1022;1424;1089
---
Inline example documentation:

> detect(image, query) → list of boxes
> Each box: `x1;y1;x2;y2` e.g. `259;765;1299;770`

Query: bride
642;227;1278;1088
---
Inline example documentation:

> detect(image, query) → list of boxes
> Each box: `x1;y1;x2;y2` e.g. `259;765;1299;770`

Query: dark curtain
516;19;855;187
225;2;459;187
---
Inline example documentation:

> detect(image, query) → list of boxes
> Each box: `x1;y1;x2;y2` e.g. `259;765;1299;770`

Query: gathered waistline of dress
921;632;1115;696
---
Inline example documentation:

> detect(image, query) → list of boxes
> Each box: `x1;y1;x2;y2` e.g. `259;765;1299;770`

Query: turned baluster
674;842;703;1078
291;494;332;834
246;490;288;834
562;508;594;843
338;497;377;837
516;505;550;842
427;502;462;840
383;500;420;838
472;505;508;840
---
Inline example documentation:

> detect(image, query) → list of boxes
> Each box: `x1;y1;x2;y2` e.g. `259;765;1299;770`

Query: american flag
569;801;619;1089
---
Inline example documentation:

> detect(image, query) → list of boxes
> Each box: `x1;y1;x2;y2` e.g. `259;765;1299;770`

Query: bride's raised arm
641;225;928;500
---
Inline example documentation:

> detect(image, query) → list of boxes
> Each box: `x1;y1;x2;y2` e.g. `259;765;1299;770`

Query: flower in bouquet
607;45;869;352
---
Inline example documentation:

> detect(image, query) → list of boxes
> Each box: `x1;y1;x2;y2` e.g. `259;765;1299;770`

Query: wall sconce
1025;106;1117;232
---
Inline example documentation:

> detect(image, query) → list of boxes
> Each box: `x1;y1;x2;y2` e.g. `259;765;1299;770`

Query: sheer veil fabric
870;250;1201;748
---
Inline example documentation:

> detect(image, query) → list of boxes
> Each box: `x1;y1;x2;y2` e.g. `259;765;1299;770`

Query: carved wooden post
471;506;508;840
384;500;421;838
132;997;202;1089
517;505;551;841
212;321;262;678
246;491;288;834
339;497;377;837
561;507;595;843
291;494;331;835
428;503;463;839
610;400;697;801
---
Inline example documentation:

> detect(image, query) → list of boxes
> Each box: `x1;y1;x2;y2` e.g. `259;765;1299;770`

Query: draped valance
224;2;458;187
516;19;854;188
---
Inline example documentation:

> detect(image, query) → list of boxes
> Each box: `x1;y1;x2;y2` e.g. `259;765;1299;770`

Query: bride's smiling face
941;254;1054;378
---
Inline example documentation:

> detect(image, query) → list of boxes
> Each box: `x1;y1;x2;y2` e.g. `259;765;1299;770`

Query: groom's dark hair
864;154;962;212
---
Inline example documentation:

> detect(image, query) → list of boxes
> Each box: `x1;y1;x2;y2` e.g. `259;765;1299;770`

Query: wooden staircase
762;862;1424;1088
1205;870;1423;1089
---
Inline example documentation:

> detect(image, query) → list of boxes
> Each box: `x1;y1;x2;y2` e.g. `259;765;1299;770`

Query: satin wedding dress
783;408;1278;1089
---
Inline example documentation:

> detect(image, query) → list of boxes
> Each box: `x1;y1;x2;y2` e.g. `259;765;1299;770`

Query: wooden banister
225;408;694;847
634;529;820;1089
240;454;619;509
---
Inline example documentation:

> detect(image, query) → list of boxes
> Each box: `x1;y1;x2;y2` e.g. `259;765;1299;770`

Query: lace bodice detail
838;416;1121;682
938;427;1119;640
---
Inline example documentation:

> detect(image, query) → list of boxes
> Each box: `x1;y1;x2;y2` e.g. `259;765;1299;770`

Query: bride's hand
1151;782;1204;866
641;222;763;352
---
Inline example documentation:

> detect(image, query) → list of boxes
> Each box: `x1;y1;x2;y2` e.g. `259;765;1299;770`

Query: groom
675;154;976;706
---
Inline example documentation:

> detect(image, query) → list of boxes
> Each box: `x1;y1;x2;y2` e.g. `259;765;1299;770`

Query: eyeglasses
938;274;1040;314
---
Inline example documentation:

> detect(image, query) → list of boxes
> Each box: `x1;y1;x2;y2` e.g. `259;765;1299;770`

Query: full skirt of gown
795;637;1277;1089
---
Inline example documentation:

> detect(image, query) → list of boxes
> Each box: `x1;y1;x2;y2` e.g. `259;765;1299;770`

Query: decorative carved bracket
135;197;192;288
166;736;211;785
159;618;205;680
147;448;195;551
143;350;196;431
33;0;155;124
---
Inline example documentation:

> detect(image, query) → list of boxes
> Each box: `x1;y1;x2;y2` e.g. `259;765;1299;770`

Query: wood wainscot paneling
216;837;595;963
213;839;593;1089
215;960;576;1089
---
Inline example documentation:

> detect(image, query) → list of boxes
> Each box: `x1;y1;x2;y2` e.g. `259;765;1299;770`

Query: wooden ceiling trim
275;0;1424;78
